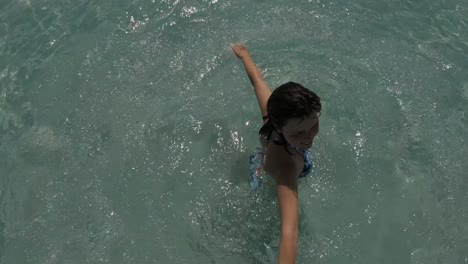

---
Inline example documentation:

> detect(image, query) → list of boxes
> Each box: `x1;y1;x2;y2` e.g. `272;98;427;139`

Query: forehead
283;115;319;132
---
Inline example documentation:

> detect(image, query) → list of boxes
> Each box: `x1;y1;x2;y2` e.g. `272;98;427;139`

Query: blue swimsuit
292;146;313;178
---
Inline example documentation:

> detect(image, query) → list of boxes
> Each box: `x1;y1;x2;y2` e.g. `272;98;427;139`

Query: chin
301;143;313;149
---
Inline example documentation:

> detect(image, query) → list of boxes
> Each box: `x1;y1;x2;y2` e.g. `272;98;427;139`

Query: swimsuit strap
293;146;305;155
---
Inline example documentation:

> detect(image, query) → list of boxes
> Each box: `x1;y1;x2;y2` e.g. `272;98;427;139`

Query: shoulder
266;143;302;182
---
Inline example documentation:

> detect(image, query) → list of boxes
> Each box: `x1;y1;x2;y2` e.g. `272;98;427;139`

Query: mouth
300;141;312;146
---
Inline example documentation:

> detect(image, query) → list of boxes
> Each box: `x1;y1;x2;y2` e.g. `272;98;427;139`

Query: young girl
231;43;321;264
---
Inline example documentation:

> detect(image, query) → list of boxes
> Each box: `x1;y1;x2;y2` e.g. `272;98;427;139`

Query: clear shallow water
1;0;468;263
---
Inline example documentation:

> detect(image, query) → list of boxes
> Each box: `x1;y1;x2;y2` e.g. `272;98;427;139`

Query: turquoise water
1;0;468;263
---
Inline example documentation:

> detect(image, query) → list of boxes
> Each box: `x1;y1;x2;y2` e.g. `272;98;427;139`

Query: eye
291;132;304;137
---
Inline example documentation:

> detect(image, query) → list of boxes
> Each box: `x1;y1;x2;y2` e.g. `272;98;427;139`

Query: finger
230;44;240;51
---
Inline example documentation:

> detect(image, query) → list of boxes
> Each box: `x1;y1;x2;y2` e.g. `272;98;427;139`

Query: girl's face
280;114;319;150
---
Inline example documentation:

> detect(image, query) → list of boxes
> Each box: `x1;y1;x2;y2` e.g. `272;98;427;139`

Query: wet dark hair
259;82;321;150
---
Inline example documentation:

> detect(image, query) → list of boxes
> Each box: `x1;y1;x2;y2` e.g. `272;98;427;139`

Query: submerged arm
275;165;299;264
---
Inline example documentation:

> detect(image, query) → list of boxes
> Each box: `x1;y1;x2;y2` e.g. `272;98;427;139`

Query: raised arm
231;44;272;118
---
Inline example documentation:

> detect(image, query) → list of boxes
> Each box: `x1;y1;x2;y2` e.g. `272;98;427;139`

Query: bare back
260;131;304;180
